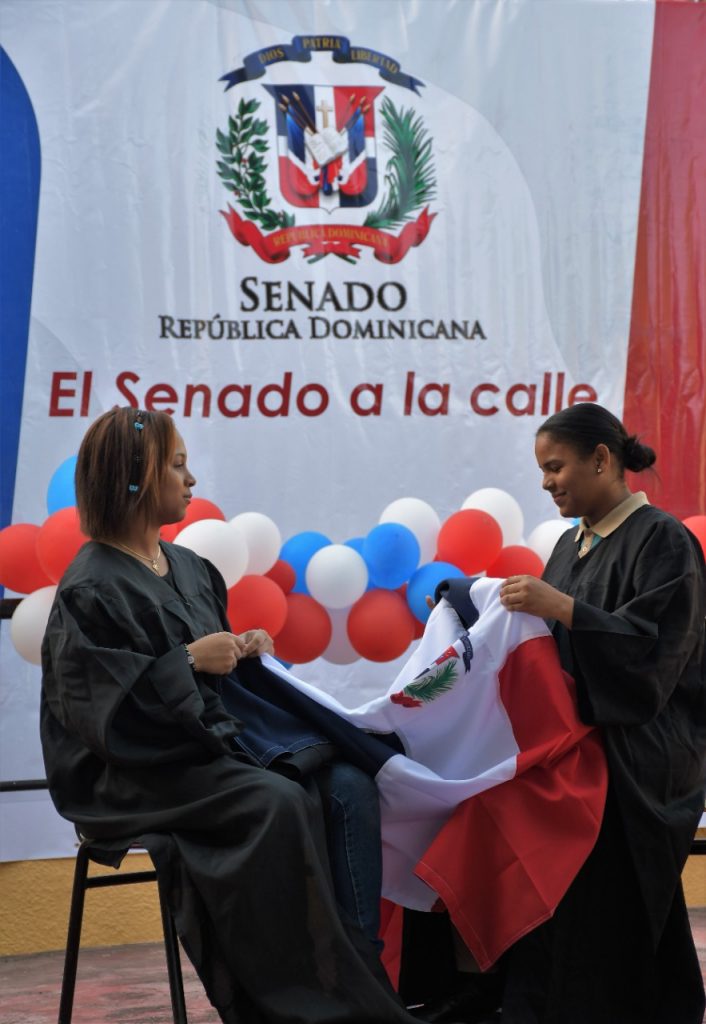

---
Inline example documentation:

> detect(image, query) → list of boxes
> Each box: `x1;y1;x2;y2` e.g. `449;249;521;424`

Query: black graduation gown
502;504;706;1024
40;541;415;1024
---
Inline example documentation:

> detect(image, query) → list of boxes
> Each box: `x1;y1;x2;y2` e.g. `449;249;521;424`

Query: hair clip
128;412;145;491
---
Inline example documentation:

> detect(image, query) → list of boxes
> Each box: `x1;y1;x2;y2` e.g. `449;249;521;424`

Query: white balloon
305;544;368;609
527;519;575;564
11;585;57;665
321;607;359;665
175;518;248;587
229;512;281;575
462;487;524;546
379;497;441;564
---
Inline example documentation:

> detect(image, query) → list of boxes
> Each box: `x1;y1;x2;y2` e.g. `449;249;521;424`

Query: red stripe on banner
415;636;607;970
624;1;706;517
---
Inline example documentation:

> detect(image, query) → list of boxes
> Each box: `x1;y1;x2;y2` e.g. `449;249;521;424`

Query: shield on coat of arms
264;84;383;211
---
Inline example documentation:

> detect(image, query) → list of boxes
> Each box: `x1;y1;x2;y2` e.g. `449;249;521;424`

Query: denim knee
325;762;383;948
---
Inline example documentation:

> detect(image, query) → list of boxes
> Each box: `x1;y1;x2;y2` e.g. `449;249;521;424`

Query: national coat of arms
216;35;437;263
389;637;473;708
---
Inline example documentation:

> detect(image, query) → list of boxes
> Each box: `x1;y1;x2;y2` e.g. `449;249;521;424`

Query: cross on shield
264;84;383;212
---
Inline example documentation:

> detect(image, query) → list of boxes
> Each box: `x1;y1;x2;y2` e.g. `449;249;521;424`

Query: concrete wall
2;841;706;957
0;855;162;956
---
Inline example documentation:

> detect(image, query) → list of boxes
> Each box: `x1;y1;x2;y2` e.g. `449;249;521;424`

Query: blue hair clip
129;412;144;489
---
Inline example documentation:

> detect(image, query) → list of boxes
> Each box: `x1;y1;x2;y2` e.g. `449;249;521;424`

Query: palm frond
364;97;437;230
404;660;457;703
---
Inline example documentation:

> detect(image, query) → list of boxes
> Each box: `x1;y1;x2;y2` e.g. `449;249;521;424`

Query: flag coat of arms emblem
264;85;383;211
217;35;437;262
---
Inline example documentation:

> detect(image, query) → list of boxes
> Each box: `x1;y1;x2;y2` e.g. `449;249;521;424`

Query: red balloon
274;594;332;664
436;509;503;575
227;575;288;637
347;590;417;663
265;559;296;595
684;516;706;558
486;545;545;579
36;507;89;583
0;523;52;594
160;497;225;542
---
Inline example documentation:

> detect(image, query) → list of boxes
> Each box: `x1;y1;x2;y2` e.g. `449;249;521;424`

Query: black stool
58;835;187;1024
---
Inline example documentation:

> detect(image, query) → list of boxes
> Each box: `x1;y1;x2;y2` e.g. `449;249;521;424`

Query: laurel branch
364;96;436;231
402;660;457;703
216;97;295;233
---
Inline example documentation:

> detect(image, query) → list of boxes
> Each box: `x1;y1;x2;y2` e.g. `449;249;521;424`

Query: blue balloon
406;561;464;623
280;531;331;594
363;522;420;590
46;454;78;514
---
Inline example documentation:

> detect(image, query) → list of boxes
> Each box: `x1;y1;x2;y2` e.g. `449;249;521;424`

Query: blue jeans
324;761;383;950
221;671;384;946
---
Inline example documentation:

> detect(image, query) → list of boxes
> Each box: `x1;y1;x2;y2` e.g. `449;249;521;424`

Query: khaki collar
574;491;649;544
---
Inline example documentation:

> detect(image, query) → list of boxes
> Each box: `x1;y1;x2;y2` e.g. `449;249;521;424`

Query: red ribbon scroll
220;206;436;264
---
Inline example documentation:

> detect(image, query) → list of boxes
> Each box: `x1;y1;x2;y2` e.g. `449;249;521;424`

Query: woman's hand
186;632;244;674
499;575;574;628
237;629;274;658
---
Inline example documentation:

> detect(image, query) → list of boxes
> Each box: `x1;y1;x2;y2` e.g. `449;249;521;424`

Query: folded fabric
234;577;608;968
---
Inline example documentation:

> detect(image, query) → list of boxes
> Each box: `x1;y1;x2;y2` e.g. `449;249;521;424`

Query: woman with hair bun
499;403;706;1023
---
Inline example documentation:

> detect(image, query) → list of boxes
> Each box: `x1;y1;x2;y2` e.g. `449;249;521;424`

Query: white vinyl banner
0;0;655;858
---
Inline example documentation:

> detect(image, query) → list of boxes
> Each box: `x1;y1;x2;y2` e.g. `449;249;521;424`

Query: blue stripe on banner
0;49;41;537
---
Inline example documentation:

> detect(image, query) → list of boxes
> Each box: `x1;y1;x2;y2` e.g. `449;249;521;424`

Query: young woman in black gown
499;402;706;1024
41;406;419;1024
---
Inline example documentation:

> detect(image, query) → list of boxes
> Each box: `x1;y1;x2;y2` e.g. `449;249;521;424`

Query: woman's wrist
554;594;575;629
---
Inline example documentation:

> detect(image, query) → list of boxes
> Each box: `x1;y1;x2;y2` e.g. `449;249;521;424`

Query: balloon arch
5;455;703;668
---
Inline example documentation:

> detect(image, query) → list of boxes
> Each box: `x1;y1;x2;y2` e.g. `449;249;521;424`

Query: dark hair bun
537;403;657;476
623;434;656;473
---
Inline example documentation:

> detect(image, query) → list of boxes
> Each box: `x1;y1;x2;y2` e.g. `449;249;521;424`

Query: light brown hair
75;407;176;539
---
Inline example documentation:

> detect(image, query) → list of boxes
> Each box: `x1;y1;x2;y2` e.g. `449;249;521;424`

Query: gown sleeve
201;556;229;619
41;582;242;768
559;521;706;726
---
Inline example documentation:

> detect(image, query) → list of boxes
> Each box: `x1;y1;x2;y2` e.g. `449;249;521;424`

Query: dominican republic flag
264;85;382;210
227;577;607;970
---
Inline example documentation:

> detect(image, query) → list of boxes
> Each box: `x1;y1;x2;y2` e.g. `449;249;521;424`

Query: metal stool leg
58;842;188;1023
58;843;90;1024
157;876;188;1024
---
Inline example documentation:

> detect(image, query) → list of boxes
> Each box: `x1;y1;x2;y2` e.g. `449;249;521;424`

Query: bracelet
183;644;196;672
